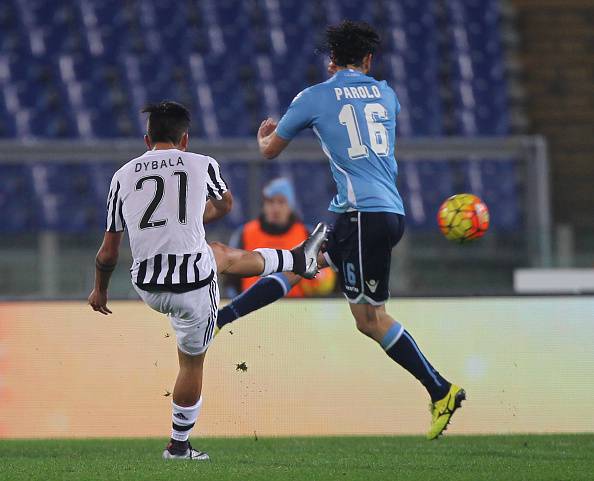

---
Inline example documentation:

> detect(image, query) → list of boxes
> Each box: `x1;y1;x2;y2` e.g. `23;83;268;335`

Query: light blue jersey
276;69;405;215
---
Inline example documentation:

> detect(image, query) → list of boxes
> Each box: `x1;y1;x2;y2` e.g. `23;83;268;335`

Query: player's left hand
257;118;277;139
88;289;112;315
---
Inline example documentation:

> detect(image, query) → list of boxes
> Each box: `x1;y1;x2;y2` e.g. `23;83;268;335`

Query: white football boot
162;442;209;461
291;222;328;279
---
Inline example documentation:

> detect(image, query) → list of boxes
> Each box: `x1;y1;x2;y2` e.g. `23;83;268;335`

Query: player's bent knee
355;317;377;336
174;321;213;357
209;241;234;272
355;320;372;336
209;241;227;255
350;304;378;335
178;338;210;357
177;348;207;367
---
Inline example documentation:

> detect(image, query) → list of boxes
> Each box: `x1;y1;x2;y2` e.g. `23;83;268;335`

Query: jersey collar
333;68;367;80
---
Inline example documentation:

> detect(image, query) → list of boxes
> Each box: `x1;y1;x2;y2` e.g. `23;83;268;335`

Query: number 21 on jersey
338;103;389;159
135;171;188;229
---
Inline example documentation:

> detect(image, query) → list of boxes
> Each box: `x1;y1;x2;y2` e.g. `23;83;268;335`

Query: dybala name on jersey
135;157;185;172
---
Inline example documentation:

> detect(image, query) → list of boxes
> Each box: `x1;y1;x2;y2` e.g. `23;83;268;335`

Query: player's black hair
323;20;380;67
141;101;191;144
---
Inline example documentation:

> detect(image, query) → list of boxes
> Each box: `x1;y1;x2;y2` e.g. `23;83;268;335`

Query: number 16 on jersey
338;102;389;159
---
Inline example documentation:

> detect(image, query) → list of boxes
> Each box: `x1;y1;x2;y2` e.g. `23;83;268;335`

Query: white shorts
133;275;219;356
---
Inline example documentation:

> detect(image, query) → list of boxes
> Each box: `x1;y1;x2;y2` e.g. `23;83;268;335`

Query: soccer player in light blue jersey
218;21;465;438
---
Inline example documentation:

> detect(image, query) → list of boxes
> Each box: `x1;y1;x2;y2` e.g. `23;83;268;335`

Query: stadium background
1;0;593;442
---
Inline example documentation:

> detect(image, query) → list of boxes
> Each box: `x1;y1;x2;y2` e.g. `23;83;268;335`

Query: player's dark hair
323;20;380;67
142;101;191;144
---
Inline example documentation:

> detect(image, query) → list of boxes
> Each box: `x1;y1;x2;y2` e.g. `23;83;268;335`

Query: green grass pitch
1;435;592;481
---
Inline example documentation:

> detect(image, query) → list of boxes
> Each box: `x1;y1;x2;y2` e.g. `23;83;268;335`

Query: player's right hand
88;289;112;315
257;118;277;139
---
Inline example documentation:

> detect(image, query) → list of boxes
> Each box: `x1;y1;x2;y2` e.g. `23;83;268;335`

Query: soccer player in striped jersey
88;101;326;460
221;21;465;439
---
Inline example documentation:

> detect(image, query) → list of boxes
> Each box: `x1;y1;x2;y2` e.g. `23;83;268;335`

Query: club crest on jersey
365;279;379;293
135;157;184;172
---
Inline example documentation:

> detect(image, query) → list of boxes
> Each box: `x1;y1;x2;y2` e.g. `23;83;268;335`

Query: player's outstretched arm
204;191;233;224
257;118;289;159
88;231;123;315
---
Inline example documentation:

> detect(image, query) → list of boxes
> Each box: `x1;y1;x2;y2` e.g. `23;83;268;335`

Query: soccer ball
437;194;490;243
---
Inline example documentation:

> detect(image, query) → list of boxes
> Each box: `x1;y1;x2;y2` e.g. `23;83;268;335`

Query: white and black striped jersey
106;148;227;293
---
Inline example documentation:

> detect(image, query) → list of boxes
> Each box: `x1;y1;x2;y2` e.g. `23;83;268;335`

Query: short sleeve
276;88;315;140
206;157;228;200
106;173;125;232
390;86;401;115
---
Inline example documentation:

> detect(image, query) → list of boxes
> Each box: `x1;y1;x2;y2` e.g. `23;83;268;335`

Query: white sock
255;248;294;276
171;397;202;442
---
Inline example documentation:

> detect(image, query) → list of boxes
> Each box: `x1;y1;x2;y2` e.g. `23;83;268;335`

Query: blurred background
0;0;593;299
1;0;594;444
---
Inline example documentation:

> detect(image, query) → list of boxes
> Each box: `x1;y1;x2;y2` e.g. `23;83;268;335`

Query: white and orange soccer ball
437;193;490;243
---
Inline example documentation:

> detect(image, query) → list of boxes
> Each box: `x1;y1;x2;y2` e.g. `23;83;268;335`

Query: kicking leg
210;241;268;276
210;222;327;278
